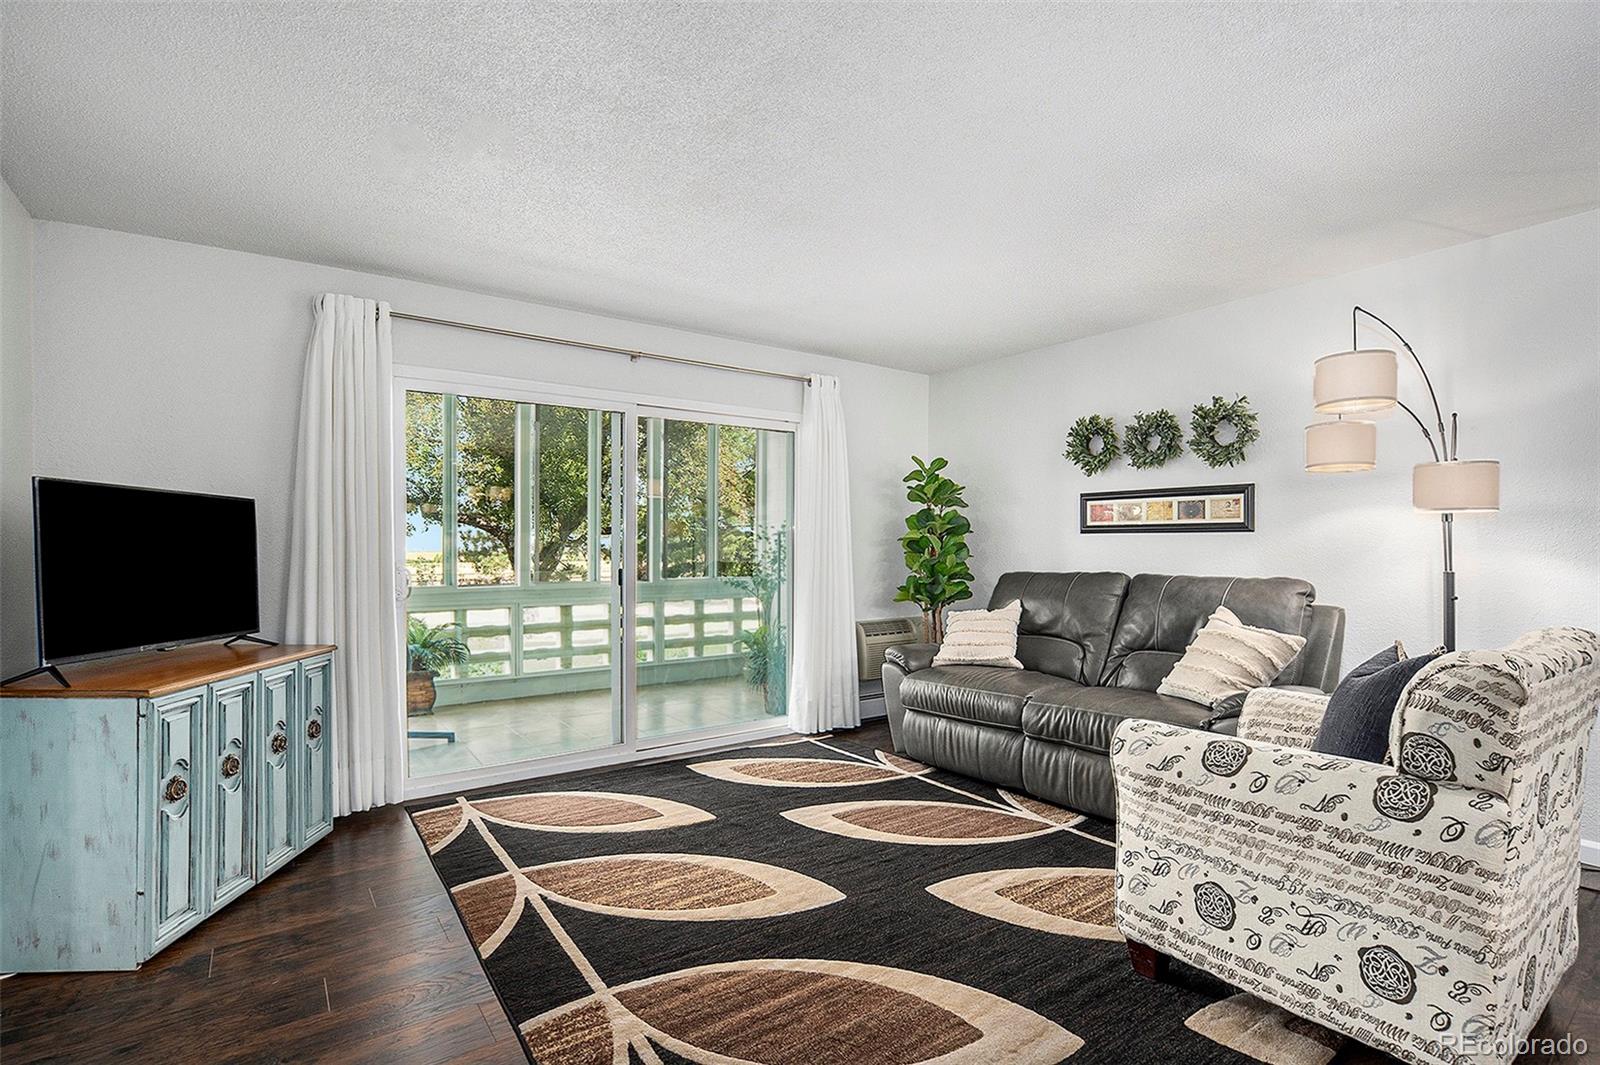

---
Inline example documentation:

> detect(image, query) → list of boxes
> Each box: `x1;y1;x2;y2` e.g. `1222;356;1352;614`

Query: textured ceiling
3;2;1596;372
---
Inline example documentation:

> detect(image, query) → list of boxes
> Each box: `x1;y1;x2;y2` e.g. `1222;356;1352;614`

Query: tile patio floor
405;675;774;778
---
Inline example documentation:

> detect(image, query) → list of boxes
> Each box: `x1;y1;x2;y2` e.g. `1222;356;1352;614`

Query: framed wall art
1080;483;1254;533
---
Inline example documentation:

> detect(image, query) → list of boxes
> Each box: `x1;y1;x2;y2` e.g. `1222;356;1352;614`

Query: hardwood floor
1;799;526;1064
2;720;1596;1064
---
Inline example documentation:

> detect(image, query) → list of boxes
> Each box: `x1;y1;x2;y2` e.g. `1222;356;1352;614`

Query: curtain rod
386;309;812;385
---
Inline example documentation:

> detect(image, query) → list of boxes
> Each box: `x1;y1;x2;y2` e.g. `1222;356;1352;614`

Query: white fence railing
407;578;763;705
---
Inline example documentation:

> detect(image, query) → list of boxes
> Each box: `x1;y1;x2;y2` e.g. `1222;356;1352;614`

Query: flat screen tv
33;478;262;664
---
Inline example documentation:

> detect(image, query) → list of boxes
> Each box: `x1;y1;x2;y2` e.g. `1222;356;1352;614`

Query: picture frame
1079;483;1254;533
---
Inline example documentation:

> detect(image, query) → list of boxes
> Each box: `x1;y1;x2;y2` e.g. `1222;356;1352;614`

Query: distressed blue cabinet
300;657;335;846
0;644;337;972
149;687;208;954
257;664;298;878
207;675;257;912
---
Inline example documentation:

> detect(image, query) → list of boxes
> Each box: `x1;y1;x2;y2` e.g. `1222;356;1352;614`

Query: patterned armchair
1111;628;1600;1065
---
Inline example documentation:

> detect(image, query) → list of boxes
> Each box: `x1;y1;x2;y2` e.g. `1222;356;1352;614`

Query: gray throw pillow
1311;642;1444;763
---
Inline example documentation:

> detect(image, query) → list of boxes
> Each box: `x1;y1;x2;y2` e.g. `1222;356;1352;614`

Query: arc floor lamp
1304;306;1499;651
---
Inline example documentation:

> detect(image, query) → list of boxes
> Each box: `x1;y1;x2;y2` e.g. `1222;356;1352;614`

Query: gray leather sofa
882;571;1345;819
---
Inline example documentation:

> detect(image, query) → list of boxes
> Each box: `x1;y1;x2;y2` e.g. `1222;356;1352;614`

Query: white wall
24;222;929;647
0;181;35;677
929;209;1600;843
16;211;1599;845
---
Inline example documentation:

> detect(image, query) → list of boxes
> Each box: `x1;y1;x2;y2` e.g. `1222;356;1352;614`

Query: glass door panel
636;415;794;743
404;390;625;780
452;396;517;586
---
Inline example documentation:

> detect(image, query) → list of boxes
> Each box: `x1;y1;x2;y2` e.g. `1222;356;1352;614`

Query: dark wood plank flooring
2;720;1596;1064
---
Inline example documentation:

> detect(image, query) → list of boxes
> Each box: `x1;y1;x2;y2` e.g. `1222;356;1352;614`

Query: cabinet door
257;666;298;877
149;688;207;953
206;677;256;909
300;658;334;845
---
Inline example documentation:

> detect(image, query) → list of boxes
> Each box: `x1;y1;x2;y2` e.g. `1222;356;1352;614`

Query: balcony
406;578;783;778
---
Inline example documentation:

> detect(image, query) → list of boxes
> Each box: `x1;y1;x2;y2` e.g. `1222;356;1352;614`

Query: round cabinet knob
271;732;289;755
220;753;242;779
164;775;189;803
306;719;323;741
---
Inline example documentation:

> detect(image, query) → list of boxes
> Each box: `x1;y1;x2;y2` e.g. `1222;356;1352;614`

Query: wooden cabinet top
0;643;337;699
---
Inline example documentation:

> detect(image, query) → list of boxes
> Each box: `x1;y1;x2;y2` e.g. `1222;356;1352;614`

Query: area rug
408;732;1350;1065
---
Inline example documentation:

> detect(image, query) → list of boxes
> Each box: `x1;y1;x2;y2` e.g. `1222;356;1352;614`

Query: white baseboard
1582;838;1600;870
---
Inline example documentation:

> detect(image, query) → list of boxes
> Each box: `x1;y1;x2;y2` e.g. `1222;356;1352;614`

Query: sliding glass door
400;382;793;785
402;390;627;780
635;413;794;742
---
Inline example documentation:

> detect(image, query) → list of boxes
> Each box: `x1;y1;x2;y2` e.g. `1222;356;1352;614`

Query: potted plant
727;525;789;716
407;616;471;715
894;456;974;642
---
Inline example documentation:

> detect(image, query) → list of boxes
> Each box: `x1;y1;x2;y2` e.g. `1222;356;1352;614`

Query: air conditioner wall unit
855;617;920;682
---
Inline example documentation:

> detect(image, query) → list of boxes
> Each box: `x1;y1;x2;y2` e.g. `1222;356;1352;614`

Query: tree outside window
405;393;782;591
717;425;757;577
404;392;446;587
452;395;517;585
534;404;594;581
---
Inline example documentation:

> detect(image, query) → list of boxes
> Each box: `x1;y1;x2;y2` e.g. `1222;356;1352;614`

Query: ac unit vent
855;617;919;681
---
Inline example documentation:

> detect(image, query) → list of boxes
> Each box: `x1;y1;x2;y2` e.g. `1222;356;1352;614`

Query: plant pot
407;671;439;716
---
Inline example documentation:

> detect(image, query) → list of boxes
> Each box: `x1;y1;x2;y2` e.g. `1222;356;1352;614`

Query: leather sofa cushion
1022;681;1213;753
898;665;1059;731
1021;736;1116;820
901;708;1027;789
1100;574;1316;691
988;571;1130;684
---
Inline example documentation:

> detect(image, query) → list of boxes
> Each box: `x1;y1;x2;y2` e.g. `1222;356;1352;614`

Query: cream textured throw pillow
1157;605;1306;708
932;601;1024;668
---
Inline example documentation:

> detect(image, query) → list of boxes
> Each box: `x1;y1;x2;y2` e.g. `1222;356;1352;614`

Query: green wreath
1124;409;1185;470
1063;414;1120;476
1189;395;1260;468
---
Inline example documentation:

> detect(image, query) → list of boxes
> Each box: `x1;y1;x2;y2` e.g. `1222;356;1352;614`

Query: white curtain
788;373;860;733
286;294;404;815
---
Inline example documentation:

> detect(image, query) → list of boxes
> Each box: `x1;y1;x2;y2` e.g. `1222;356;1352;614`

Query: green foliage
1189;395;1260;468
739;627;771;687
405;393;518;583
647;420;759;581
715;426;758;577
406;616;471;676
1125;409;1185;470
534;404;598;580
1063;414;1121;475
726;525;789;714
738;625;787;715
660;419;710;578
725;525;788;626
406;397;762;587
894;457;974;641
404;392;446;538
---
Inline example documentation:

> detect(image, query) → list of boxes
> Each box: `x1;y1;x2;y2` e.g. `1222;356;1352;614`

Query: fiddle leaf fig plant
894;456;974;643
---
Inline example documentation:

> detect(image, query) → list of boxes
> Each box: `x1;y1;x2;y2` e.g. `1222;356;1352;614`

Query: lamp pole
1350;306;1458;651
1442;515;1455;652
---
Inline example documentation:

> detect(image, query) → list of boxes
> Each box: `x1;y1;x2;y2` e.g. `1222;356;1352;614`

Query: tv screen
34;478;262;663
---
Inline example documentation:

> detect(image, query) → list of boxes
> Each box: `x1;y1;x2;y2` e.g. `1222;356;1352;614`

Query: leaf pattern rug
409;733;1356;1065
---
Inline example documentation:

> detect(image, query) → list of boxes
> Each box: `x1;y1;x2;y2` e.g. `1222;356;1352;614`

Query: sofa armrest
1110;718;1517;1064
881;646;937;755
883;642;939;674
1235;686;1331;748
